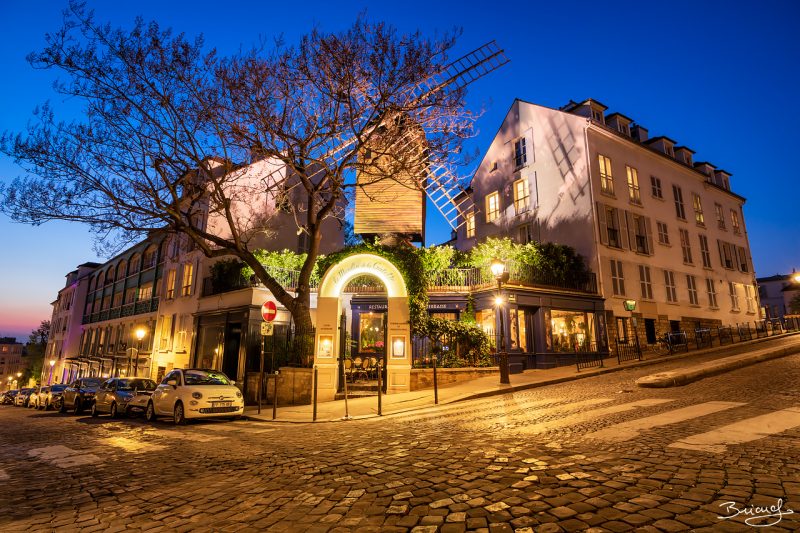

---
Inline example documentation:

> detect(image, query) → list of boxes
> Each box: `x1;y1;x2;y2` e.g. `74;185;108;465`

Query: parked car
145;369;244;425
29;386;50;409
92;377;157;418
44;384;68;411
1;390;19;405
15;388;34;407
60;377;104;414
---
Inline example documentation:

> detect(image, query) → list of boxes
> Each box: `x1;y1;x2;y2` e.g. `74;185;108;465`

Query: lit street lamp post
491;258;511;385
48;359;56;385
134;327;146;377
16;371;22;389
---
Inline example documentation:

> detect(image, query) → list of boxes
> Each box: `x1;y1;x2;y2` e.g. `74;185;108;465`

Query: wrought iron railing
81;297;159;324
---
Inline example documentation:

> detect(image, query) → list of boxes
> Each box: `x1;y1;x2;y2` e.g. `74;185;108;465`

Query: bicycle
651;332;673;356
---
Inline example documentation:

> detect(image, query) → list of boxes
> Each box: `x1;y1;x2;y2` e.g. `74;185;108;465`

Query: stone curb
635;344;800;388
243;332;800;423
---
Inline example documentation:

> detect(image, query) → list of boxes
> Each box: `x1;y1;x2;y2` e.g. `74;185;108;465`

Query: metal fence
262;324;316;371
615;338;642;364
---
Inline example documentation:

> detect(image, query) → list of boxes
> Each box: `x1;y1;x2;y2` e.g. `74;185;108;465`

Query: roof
644;135;678;145
605;112;633;122
674;145;696;154
756;274;792;282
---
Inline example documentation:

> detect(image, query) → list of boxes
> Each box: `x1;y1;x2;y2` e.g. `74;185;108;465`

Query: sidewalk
244;332;800;423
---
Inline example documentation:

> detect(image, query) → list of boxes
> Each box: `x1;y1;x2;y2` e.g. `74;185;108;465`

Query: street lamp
793;272;800;284
133;327;146;377
491;258;510;384
48;359;56;385
15;371;22;389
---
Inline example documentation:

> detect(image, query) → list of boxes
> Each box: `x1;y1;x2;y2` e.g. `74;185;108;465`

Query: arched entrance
314;254;411;402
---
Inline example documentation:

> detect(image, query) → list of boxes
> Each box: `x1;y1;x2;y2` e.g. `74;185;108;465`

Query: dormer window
665;144;674;157
591;109;604;122
684;153;692;166
618;123;630;136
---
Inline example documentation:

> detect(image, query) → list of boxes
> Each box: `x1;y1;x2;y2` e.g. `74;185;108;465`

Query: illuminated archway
314;253;411;401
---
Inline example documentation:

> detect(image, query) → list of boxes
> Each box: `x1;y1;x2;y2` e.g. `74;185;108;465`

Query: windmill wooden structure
353;41;509;244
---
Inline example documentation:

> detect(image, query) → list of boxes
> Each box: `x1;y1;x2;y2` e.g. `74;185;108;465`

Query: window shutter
596;202;608;245
644;217;654;255
619;209;630;249
717;239;725;266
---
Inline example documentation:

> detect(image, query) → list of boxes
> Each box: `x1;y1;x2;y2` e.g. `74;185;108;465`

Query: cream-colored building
455;98;759;346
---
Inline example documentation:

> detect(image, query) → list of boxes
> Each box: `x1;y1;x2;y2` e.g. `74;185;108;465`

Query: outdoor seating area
343;356;381;382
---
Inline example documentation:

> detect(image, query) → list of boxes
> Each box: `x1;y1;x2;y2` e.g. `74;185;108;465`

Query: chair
352;357;367;382
368;357;378;379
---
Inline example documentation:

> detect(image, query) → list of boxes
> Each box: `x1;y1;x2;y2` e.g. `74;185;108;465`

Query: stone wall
410;367;498;391
245;367;313;406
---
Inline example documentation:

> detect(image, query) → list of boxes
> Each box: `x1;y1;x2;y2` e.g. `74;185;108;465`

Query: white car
145;368;244;425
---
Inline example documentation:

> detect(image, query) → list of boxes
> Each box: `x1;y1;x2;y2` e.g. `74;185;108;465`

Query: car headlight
192;392;202;399
236;391;242;399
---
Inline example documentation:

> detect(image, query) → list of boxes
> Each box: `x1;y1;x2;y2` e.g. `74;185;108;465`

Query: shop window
359;313;385;353
509;308;527;351
550;310;595;352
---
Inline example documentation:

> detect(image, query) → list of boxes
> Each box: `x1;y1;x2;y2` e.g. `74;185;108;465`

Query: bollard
377;361;382;416
342;367;352;421
272;371;278;420
432;354;439;405
312;367;318;422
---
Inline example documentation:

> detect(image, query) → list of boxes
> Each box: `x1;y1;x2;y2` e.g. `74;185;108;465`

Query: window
112;292;123;308
687;275;698;305
737;247;749;272
513;138;527;168
715;203;725;229
138;283;153;301
630;214;650;254
124;287;137;305
142;247;158;269
692;194;704;225
664;270;677;303
518;224;533;244
626;166;641;205
657;222;670;245
166;269;177;299
745;285;755;313
729;282;739;311
610;259;625;296
181;262;194;297
158;314;173;350
673;185;686;220
128;254;141;274
465;212;475;238
679;228;693;264
731;209;741;234
699;235;712;268
639;265;653;300
485;192;500;223
650;176;663;199
720;241;734;269
604;206;621;248
706;278;718;308
513;178;530;213
598;154;614;194
616;317;629;342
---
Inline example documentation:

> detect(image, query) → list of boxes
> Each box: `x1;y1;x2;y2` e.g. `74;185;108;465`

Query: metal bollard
342;367;352;421
432;355;439;405
377;361;382;416
272;371;278;420
312;367;318;422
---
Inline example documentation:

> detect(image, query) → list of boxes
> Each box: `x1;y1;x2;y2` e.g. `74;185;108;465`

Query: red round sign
261;300;278;322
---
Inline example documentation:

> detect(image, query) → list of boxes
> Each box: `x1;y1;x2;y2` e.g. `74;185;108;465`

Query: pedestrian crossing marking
461;398;616;431
157;431;225;443
516;398;674;434
587;401;746;442
669;406;800;454
27;445;101;468
101;437;165;453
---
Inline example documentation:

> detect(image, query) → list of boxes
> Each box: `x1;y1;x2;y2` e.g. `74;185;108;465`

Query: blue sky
1;0;799;340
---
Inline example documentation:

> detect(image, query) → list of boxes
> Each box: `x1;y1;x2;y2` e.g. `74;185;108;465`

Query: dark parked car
92;378;157;418
1;390;19;405
60;378;104;414
44;384;68;411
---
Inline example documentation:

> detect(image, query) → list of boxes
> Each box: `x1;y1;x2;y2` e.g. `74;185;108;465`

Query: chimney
631;124;649;142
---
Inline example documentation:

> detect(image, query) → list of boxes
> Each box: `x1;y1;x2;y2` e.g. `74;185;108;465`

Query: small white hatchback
145;368;244;425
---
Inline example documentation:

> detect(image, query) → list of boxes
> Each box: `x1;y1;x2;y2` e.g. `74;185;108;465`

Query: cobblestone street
1;353;799;532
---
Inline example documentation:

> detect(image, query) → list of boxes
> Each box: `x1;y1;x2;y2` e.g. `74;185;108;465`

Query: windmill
353;41;509;244
255;40;509;246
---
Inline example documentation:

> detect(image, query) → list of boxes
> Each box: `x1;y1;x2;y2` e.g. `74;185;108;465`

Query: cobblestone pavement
1;353;799;532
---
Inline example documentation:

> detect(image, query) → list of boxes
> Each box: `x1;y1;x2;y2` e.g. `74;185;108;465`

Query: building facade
455;98;759;350
0;337;24;388
758;273;800;319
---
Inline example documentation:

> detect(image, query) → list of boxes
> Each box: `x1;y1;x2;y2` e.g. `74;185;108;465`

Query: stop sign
261;300;278;322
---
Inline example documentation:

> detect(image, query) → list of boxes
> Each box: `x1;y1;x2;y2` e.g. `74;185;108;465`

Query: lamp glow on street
49;359;56;367
135;327;146;341
494;295;505;306
793;272;800;284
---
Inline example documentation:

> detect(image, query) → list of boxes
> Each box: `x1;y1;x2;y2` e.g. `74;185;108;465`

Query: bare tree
1;2;477;330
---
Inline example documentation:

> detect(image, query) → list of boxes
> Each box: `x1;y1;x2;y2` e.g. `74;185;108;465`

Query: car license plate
212;401;231;407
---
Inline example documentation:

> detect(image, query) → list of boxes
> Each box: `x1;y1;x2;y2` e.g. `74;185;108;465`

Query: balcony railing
82;297;159;325
202;261;598;297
